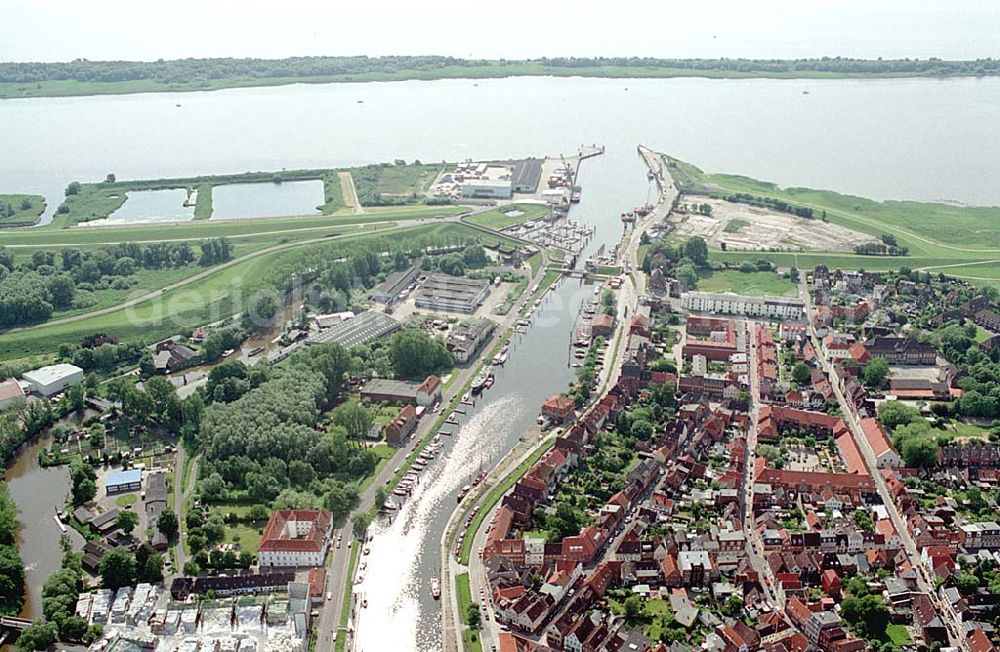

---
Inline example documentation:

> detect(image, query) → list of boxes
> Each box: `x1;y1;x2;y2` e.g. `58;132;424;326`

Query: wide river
2;75;1000;650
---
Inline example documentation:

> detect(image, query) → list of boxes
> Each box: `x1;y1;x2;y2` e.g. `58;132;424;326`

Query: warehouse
105;469;142;495
306;311;400;347
510;159;543;193
369;261;421;304
446;318;495;364
22;363;84;397
461;178;513;199
415;274;491;314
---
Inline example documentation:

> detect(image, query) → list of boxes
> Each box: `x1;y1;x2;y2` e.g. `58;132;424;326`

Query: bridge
0;615;33;644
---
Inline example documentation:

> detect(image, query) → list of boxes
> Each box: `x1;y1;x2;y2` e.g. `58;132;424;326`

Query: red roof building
258;509;333;568
542;395;576;423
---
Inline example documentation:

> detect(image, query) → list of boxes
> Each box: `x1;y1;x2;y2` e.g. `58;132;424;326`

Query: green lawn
228;524;262;552
886;625;912;646
373;164;444;196
696;269;797;297
723;218;749;233
115;494;137;507
0;194;46;226
528;271;561;303
466;204;550;230
356;443;397;494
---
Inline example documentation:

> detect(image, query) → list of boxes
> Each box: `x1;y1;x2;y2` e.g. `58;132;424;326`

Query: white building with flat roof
461;178;512;199
22;363;84;397
681;292;804;320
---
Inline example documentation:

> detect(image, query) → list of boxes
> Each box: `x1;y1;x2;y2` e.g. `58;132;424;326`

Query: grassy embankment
0;194;45;226
0;221;481;362
465;203;550;230
3;58;998;100
455;572;484;652
665;155;1000;283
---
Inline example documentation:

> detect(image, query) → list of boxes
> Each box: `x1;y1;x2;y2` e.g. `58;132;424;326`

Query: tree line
722;192;814;219
2;56;998;86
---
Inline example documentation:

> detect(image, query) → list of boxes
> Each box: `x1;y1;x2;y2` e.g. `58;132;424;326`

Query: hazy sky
3;0;997;62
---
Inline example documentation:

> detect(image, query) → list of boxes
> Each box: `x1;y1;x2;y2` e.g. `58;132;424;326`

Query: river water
1;74;999;648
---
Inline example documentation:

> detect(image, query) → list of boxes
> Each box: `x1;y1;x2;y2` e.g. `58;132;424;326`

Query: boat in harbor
470;368;491;394
570;186;582;203
431;577;441;599
457;485;472;503
492;352;508;366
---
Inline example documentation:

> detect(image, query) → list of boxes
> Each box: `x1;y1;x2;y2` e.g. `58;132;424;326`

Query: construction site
672;197;876;252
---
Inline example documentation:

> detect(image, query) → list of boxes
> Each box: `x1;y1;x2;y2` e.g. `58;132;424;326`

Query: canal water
4;434;84;620
354;146;650;651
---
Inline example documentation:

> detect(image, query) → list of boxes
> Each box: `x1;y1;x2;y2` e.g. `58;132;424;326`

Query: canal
4;432;85;620
354;146;652;651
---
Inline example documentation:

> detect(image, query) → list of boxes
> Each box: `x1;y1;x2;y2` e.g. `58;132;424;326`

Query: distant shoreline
2;56;998;99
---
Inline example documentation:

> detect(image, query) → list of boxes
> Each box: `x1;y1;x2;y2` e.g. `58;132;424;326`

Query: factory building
415;274;491;314
461;178;513;199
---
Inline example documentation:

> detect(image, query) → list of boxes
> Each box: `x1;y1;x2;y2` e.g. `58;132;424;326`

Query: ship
620;211;636;223
431;577;441;599
570;186;582;203
470;368;491;394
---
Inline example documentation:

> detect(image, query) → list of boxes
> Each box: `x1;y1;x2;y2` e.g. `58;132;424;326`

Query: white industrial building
22;363;84;397
461;178;513;199
681;292;805;320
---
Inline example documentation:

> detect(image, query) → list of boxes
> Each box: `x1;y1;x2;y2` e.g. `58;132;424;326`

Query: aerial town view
1;2;1000;652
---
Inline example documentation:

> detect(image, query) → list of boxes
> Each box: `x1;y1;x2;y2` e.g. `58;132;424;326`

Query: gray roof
306;311;400;348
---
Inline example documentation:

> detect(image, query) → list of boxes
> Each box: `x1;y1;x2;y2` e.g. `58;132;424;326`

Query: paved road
339;171;365;215
798;277;965;650
170;448;198;577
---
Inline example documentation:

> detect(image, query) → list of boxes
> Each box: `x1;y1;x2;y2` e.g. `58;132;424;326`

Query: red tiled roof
860;417;895;458
258;509;332;553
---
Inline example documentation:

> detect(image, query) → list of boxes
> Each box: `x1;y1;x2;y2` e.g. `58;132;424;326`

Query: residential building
542;395;576;423
959;522;1000;550
866;336;937;365
446;318;495;364
385;405;419;445
257;509;333;568
681;292;805;320
859;418;902;468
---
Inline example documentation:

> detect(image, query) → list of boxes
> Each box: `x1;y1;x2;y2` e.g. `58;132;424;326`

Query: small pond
100;188;194;224
211;179;323;219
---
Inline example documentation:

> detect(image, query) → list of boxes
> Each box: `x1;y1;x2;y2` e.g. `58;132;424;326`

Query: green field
885;625;913;646
696;269;797;297
0;194;46;226
666;154;1000;283
0;221;477;362
723;218;749;233
465;204;550;230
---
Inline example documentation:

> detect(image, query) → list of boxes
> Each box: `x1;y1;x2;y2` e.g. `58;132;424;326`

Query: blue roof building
105;468;142;495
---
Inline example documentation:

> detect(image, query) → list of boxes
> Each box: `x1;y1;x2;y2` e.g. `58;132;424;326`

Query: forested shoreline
1;55;997;99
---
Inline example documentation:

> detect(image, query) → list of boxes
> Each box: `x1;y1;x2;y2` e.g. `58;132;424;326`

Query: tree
465;603;481;628
47;274;75;309
64;181;82;196
116;510;139;534
15;621;57;651
58;615;89;642
247;504;269;523
682;236;709;267
878;401;921;430
99;548;137;590
901;435;938;467
623;594;644;621
630;418;654;440
791;363;811;385
157;510;179;540
388;329;452;380
70;460;97;505
332;402;375;440
840;594;889;639
860;357;890;388
140;554;164;583
352;512;372;540
955;573;979;594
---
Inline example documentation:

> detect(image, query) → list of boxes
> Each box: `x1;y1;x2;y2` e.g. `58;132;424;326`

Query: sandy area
673;197;875;252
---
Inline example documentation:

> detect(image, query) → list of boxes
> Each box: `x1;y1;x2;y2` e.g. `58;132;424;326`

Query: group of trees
877;401;940;467
723;192;814;219
0;486;25;616
0;239;231;329
854;241;909;256
859;356;890;388
194;343;377;523
3;56;996;87
388;329;453;380
429;244;490;277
